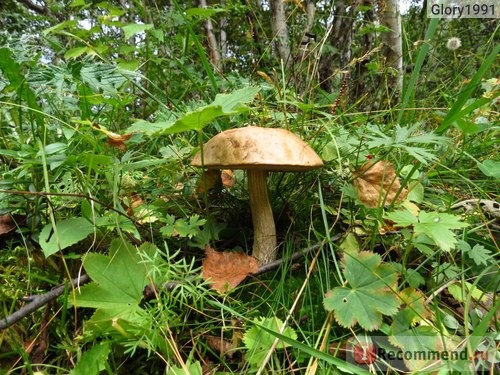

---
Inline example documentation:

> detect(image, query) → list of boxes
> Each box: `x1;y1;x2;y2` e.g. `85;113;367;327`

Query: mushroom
191;126;323;264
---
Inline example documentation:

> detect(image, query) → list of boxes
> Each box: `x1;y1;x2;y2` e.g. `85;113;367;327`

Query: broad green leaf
38;142;67;155
40;217;94;257
69;0;86;7
323;252;400;331
339;233;359;255
72;240;164;342
75;240;157;310
407;182;424;203
243;317;297;366
388;326;445;372
167;360;203;375
70;341;111;375
478;159;500;178
117;60;139;71
405;269;425;288
167;105;224;134
447;282;487;303
185;7;226;19
121;23;153;39
384;208;417;227
80;63;126;95
321;141;340;161
127;87;260;135
211;86;260;113
64;46;89;59
127;119;175;135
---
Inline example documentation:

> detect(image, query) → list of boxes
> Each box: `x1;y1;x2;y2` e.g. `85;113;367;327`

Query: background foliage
0;0;498;374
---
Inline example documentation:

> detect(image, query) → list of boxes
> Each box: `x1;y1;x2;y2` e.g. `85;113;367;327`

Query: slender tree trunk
295;0;317;95
219;0;228;61
199;0;221;70
380;0;403;103
351;0;375;106
270;0;291;65
319;0;357;91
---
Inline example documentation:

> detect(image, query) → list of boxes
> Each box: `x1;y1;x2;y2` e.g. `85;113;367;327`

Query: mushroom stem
247;170;277;265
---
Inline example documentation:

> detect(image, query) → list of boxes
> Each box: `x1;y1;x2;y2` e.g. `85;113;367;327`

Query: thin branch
17;0;48;15
0;274;89;330
0;238;341;330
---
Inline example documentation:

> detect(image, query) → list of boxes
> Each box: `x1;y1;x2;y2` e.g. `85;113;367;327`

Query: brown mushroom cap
191;126;323;265
191;126;324;171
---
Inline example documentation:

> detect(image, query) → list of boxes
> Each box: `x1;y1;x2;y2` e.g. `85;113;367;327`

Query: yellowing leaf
92;123;133;151
202;246;259;292
353;161;407;208
398;288;431;324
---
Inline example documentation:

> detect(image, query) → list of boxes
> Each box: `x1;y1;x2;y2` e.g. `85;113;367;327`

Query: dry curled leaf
0;214;26;237
0;214;17;236
221;169;235;189
106;132;133;151
353;161;407;208
93;123;133;151
202;246;259;292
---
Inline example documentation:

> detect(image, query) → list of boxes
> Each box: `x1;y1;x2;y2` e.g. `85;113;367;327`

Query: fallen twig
0;274;90;330
0;239;338;331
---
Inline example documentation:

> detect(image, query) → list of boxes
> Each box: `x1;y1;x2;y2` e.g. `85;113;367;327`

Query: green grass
0;5;499;375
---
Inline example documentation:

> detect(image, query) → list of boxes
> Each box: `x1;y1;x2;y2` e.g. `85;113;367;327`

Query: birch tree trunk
270;0;291;65
219;0;228;61
380;0;403;103
199;0;221;70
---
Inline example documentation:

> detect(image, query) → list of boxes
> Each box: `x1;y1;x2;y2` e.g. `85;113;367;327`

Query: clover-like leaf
323;251;400;331
385;209;469;252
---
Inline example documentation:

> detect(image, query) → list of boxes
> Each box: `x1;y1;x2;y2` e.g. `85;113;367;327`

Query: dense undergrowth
0;2;499;374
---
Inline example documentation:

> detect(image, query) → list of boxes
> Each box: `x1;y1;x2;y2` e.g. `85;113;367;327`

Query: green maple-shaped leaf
323;252;400;331
385;209;469;252
73;239;158;324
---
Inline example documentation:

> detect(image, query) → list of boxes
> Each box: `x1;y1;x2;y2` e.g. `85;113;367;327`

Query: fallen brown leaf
205;335;237;358
202;246;259;293
353;161;407;208
197;170;221;193
221;169;235;189
0;214;26;237
0;214;17;236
